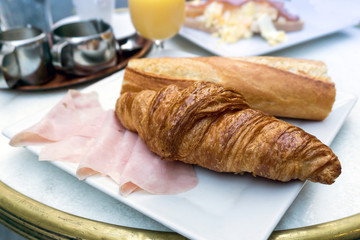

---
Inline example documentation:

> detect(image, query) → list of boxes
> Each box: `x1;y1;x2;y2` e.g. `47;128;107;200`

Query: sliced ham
9;90;105;146
76;110;197;196
39;136;93;163
103;130;138;182
114;137;198;196
120;182;141;196
76;110;127;180
9;90;198;196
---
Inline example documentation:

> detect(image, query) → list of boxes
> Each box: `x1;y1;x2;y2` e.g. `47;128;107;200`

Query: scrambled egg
200;1;287;45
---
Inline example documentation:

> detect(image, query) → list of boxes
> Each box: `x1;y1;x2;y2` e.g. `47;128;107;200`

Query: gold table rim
1;181;360;240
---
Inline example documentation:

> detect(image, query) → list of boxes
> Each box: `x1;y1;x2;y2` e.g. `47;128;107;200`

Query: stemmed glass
128;0;185;50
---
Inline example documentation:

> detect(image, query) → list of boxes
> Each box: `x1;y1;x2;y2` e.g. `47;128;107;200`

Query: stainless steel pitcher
0;27;54;88
51;19;118;76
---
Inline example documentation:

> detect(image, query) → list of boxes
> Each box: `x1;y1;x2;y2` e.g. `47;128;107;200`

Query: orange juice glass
129;0;185;48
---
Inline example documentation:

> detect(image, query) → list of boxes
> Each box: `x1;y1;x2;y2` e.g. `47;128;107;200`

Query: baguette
116;82;341;184
121;56;336;120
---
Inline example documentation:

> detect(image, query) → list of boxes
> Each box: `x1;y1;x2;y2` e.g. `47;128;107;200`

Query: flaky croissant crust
116;82;341;184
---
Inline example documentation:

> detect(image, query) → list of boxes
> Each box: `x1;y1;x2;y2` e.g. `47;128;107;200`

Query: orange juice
129;0;185;40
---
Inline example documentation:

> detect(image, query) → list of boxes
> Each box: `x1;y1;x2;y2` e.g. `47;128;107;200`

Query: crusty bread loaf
121;56;336;120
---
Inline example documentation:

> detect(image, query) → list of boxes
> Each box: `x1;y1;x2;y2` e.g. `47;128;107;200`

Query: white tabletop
1;26;360;235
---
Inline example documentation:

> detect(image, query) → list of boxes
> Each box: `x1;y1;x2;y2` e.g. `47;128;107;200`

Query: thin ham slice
120;182;141;196
76;110;198;196
114;137;198;196
102;130;138;181
9;90;198;196
10;90;105;146
76;110;127;179
38;114;107;163
39;136;93;163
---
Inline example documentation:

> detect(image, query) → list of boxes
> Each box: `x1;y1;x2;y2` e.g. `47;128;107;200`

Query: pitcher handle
0;44;18;88
51;40;70;70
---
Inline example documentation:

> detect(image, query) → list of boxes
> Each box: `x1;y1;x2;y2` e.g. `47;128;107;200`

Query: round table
1;25;360;240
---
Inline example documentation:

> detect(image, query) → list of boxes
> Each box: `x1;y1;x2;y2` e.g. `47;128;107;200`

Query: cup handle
0;44;18;88
0;54;6;88
51;40;70;70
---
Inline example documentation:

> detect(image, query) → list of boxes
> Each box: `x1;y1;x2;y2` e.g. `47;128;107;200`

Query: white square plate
179;0;360;57
2;69;357;240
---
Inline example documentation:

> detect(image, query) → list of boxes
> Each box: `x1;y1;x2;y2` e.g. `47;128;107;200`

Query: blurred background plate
179;0;360;57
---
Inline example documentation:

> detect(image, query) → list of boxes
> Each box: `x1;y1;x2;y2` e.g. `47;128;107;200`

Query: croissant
115;82;341;184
